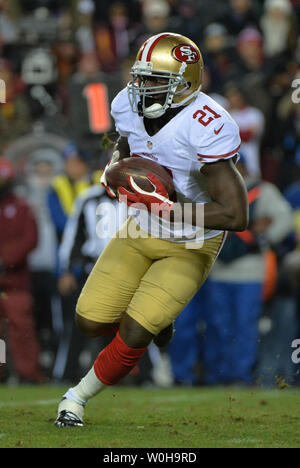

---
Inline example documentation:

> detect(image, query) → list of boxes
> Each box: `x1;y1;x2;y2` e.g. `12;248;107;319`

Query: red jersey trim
197;144;241;161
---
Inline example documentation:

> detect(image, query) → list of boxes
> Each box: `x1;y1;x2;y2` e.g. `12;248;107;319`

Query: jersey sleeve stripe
197;144;241;161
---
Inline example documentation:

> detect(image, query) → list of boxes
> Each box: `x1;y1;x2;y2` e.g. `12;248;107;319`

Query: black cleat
55;410;84;428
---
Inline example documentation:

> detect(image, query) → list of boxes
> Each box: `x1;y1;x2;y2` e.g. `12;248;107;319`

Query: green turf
0;384;300;448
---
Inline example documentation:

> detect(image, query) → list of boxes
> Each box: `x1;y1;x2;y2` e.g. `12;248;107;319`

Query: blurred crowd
0;0;300;388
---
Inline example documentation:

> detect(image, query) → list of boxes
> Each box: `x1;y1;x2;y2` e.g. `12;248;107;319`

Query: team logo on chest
172;44;200;63
147;140;153;150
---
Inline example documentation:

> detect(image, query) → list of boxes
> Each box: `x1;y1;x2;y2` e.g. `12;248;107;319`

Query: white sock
63;388;86;406
67;366;106;403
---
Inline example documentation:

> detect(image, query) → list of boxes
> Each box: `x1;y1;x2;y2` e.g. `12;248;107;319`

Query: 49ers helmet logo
172;44;200;63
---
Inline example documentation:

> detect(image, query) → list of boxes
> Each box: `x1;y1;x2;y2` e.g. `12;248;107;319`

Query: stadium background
0;0;300;389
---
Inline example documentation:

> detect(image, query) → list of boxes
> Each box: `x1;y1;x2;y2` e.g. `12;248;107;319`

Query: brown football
105;157;174;197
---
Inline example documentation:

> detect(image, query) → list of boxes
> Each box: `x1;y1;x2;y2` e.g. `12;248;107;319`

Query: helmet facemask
127;62;191;119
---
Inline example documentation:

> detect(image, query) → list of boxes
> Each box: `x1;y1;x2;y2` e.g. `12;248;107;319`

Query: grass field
0;384;300;448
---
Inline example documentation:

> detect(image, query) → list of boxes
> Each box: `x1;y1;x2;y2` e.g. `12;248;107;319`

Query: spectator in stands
225;82;265;176
260;0;298;59
226;26;273;118
168;285;209;386
284;167;300;302
52;40;79;87
236;27;265;74
27;149;62;375
253;166;300;387
0;0;19;55
47;142;101;381
0;157;44;383
47;142;96;242
204;155;293;385
0;59;32;153
220;0;260;35
95;2;131;73
131;0;171;50
285;167;300;244
75;0;96;54
268;66;300;189
202;23;238;93
168;0;202;45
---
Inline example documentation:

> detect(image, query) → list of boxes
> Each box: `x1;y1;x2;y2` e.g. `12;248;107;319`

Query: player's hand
100;150;120;199
118;173;174;216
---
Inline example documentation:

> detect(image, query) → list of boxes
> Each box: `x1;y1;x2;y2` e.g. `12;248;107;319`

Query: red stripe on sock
93;331;147;386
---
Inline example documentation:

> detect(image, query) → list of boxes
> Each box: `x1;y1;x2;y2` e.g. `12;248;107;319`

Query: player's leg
75;315;119;338
55;223;152;427
56;233;223;427
126;234;224;338
73;218;152;337
55;314;154;428
66;310;170;419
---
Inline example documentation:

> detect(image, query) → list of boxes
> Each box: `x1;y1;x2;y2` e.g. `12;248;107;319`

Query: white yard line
228;438;262;444
151;390;292;403
0;388;296;408
151;394;217;403
0;398;59;408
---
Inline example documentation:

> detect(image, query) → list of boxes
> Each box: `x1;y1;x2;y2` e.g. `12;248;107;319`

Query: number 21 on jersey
193;105;221;127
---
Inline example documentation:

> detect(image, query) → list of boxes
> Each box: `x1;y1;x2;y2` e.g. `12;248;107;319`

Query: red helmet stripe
145;33;170;62
138;41;147;60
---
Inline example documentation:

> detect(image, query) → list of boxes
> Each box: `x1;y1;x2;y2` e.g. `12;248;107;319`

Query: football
105;157;175;197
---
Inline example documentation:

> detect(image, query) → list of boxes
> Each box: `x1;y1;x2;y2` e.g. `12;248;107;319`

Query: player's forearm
203;201;248;231
170;201;249;232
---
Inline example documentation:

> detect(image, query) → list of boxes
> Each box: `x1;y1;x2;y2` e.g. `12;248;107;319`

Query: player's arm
199;158;249;231
118;157;248;231
169;158;248;231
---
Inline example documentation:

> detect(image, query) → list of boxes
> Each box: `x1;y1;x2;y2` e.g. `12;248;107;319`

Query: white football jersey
111;88;241;243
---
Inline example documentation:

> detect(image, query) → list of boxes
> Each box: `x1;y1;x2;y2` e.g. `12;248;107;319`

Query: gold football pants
76;218;224;335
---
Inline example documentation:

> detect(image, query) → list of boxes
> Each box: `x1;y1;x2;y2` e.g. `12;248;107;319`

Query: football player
55;32;248;427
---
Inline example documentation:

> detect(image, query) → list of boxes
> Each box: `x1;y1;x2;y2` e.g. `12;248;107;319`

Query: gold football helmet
127;32;204;119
